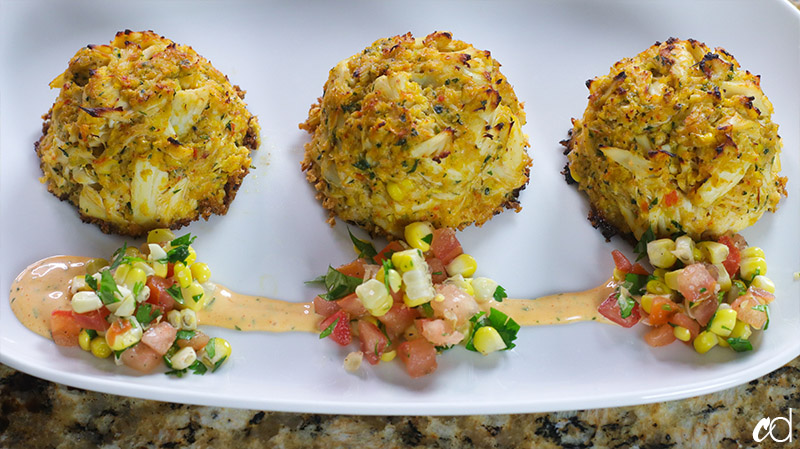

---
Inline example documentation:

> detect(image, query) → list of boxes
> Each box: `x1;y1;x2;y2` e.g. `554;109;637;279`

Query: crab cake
301;31;531;238
35;30;260;236
564;38;786;241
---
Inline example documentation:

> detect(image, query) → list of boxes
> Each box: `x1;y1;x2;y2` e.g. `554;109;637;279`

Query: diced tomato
313;295;340;318
676;264;716;303
630;263;649;276
731;292;768;330
336;259;367;279
597;292;641;328
146;276;178;312
647;296;679;326
397;339;438;378
319;310;351;346
431;284;480;327
430;228;462;265
611;250;633;273
418;319;464;347
664;190;679;207
644;323;677;347
72;307;110;332
717;235;741;278
106;318;133;349
120;343;162;373
669;312;700;341
750;287;775;304
141;322;178;355
176;330;211;351
336;292;368;318
374;241;405;264
426;257;447;284
377;303;418;340
689;297;718;327
50;310;81;346
357;320;389;365
166;262;175;279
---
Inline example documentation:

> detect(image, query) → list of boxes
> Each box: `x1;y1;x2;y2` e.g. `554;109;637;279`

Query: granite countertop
1;358;798;448
3;2;800;448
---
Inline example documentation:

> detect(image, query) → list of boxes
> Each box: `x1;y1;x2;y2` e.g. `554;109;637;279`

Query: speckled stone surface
1;357;798;448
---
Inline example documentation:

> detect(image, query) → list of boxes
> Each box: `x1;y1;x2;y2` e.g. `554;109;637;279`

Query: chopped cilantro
633;227;655;261
616;290;636;319
132;281;144;298
621;273;648;296
93;270;121;305
212;356;228;372
176;330;195;340
312;266;363;301
109;243;128;271
418;302;434;318
348;228;377;260
727;338;753;352
166;283;184;305
135;303;160;326
493;285;507;303
421;234;433;245
465;308;519;352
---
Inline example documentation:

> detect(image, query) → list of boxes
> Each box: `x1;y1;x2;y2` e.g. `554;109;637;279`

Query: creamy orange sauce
10;255;614;340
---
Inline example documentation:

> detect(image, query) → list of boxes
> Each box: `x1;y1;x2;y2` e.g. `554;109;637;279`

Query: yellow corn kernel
190;263;211;284
113;264;130;284
739;257;767;280
403;293;432;308
180;309;198;330
404;222;434;252
717;335;730;348
78;330;93;351
185;246;197;266
387;182;404;202
646;279;672;295
391;249;422;272
170;347;197;370
713;263;732;292
741;246;765;259
133;261;155;277
167;310;182;328
90;337;112;358
124;267;147;290
151;261;168;278
664;269;683;291
386;269;402;293
355;279;392;317
708;308;737;337
693;331;718;354
446;254;477;278
729;320;752;340
471;277;499;303
697;241;730;265
202;338;232;367
653;268;667;279
147;228;176;244
124;246;143;259
673;326;691;342
473;326;507;355
640;294;656;314
447;275;474;296
612;268;626;282
180;281;206;311
380;350;397;363
750;275;775;294
692;247;704;263
84;258;109;276
106;319;143;351
672;235;696;265
646;239;678;268
175;262;193;289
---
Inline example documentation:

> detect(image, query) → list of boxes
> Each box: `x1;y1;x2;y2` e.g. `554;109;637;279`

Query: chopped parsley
86;270;121;305
633;227;655;261
134;303;160;326
421;233;433;245
616;289;636;319
751;304;770;330
319;318;338;339
166;283;184;305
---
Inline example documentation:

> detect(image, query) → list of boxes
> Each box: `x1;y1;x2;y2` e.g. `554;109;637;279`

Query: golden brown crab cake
35;30;260;236
564;38;786;241
301;31;531;238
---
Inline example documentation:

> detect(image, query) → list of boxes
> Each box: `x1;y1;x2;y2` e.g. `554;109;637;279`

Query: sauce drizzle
10;255;614;340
